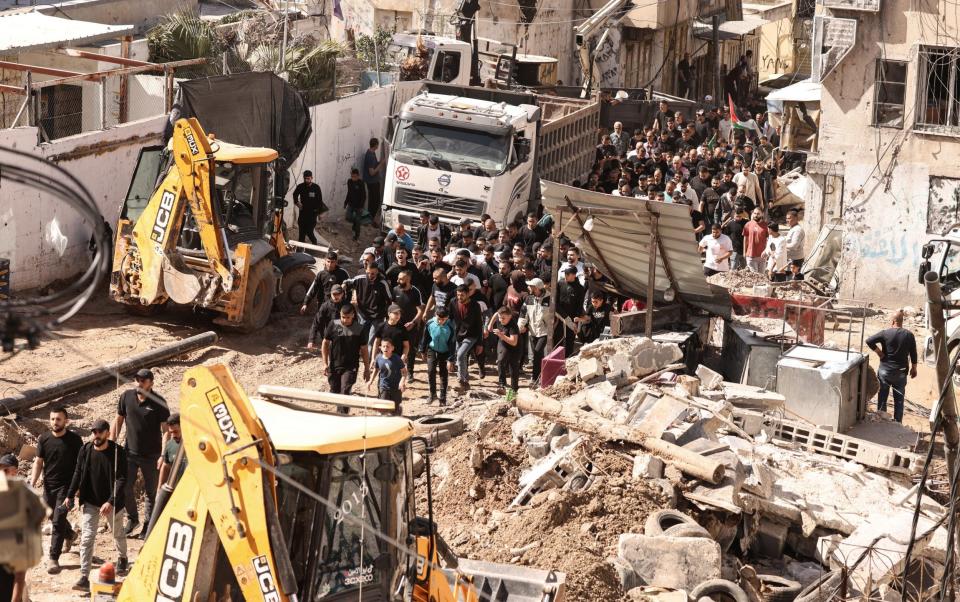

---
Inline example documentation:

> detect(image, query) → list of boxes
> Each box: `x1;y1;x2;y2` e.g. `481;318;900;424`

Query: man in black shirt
301;251;350;310
386;247;414;288
373;304;411;371
451;285;485;391
30;406;83;574
344;168;366;241
307;284;347;349
66;419;127;590
424;269;457;317
725;209;748;270
112;368;168;537
519;213;548;252
487;259;512;309
346;263;393;347
393;271;425;376
555;267;586;357
866;311;917;423
322;304;371;402
293;170;325;244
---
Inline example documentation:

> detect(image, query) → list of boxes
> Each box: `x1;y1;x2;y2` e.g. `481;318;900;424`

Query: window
874;59;907;128
916;46;960;134
431;50;461;83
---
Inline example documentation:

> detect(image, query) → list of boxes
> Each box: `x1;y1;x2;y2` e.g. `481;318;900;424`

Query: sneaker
45;558;61;575
124;518;140;536
429;395;438;404
496;386;506;395
73;576;90;592
63;529;78;554
117;557;129;574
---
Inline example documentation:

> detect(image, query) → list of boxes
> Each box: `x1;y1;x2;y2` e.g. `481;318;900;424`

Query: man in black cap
66;419;128;590
301;251;349;311
307;283;348;349
0;454;16;476
293;170;325;244
322;304;371;403
451;217;475;247
31;405;83;574
111;368;169;538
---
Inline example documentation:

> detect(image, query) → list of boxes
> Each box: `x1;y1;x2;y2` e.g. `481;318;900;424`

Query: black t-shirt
392;285;424;324
727;218;747;253
118;389;170;456
690;210;706;241
866;328;918;371
293;182;324;214
430;281;458;314
373;321;409;353
494;318;521;354
37;429;83;489
581;303;611;341
324;319;365;371
385;261;414;288
0;566;13;602
82;443;119;507
345;179;365;210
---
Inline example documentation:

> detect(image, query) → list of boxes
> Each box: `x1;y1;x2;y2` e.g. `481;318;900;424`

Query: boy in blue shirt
367;338;407;415
419;308;456;406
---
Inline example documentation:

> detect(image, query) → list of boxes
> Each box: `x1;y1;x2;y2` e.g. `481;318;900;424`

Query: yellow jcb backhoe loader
110;118;316;331
92;364;566;601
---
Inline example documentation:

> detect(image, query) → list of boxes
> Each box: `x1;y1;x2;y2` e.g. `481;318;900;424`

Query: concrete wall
0;116;166;291
283;87;393;224
37;0;193;30
756;17;796;80
814;0;960;304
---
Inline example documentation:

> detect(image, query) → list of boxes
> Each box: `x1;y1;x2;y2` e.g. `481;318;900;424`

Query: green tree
147;10;224;77
354;27;394;71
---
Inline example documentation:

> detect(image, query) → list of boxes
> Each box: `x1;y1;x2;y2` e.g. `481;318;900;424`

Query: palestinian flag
728;95;750;130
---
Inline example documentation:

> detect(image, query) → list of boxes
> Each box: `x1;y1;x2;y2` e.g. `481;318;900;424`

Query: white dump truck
381;82;599;229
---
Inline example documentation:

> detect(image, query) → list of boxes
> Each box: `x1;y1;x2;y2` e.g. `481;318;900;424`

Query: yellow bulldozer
90;364;565;601
110;118;316;331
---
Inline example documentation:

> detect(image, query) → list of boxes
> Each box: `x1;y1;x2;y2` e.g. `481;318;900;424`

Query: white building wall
283;87;393;224
0;116;166;291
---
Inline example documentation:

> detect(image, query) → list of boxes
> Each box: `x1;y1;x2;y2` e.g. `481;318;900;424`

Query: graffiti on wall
761;54;791;73
927;176;960;235
594;27;621;88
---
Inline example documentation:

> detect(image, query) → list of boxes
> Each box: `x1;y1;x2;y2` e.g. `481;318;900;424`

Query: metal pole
374;35;382;87
712;14;721;104
645;214;658;338
99;77;107;130
0;331;219;415
25;71;34;127
546;209;563;351
925;271;960;481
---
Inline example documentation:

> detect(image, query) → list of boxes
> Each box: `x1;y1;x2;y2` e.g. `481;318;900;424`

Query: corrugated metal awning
541;181;732;317
742;0;793;21
693;15;770;40
0;12;134;53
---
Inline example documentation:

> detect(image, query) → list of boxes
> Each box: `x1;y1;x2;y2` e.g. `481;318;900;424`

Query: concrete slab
618;534;722;591
696;364;724;390
721;382;786;410
632;395;690;436
632;453;665;479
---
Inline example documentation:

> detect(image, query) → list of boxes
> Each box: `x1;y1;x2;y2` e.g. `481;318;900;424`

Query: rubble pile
422;335;947;601
707;271;810;300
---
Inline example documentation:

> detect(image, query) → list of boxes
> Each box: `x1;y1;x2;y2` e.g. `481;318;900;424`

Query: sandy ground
2;219;942;600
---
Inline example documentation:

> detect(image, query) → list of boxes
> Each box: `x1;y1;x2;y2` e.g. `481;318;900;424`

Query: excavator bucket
451;560;566;602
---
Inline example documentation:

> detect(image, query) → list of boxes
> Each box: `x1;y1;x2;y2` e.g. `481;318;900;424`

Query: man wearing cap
66;419;128;590
302;251;350;312
0;454;16;477
450;217;475;247
31;405;83;574
520;278;552;384
293;170;325;244
308;284;348;349
111;368;169;538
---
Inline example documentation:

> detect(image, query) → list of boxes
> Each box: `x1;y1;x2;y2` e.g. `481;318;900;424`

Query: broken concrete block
626;587;689;602
633;347;659;377
617;534;721;591
511;414;544;442
608;353;633;379
654;342;683;367
609;556;642;591
632;453;665;479
578;356;603;382
526;436;550;459
632;395;689;435
674;375;699;398
721;382;785;410
696;364;723;391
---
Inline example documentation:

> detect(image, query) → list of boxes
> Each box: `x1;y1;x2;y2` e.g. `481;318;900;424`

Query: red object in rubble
539;346;567;388
99;562;116;584
729;293;826;345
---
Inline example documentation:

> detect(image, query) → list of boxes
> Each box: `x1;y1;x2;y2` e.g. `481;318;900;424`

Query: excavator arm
129;118;235;303
117;364;297;601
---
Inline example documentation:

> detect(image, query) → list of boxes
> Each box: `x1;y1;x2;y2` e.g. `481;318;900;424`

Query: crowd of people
578;100;807;281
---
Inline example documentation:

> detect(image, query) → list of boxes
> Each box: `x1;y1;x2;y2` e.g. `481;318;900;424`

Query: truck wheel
690;580;751;602
275;265;314;313
237;260;276;333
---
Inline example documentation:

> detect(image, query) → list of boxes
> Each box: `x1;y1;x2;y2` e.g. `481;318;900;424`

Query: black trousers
426;350;450;402
530;335;547;384
379;387;403;415
553;322;576;358
126;452;160;525
298;211;318;244
497;347;521;390
43;485;75;560
329;368;358;414
365;181;381;222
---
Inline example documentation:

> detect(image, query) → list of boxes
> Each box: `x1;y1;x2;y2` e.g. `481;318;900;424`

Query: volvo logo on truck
150;190;177;243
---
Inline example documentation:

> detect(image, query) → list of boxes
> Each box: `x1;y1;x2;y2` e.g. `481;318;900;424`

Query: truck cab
390;34;472;86
919;224;960;371
382;88;540;229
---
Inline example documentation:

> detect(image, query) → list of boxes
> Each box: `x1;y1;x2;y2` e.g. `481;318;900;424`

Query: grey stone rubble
515;335;947;600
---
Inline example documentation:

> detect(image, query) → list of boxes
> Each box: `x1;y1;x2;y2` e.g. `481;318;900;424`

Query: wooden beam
58;47;153;68
645;212;659;338
0;84;26;95
31;58;207;89
563;195;623;290
0;60;82;78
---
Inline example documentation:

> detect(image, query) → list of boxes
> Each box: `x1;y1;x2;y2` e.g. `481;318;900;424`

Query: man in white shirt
679;179;699;206
784;209;805;278
732;162;763;208
699;223;734;276
557;247;586;285
763;222;789;281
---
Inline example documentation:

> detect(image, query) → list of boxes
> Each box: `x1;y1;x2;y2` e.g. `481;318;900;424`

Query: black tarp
176;72;312;175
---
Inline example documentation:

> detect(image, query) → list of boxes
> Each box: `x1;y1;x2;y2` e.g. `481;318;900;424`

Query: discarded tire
690;579;751;602
414;414;464;437
758;575;802;602
662;522;712;539
644;509;699;536
795;571;845;602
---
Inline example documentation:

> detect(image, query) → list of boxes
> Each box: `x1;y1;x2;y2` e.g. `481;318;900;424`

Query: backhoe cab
110;118;315;331
92;365;566;601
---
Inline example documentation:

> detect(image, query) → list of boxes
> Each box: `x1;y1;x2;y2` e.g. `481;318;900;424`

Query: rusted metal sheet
729;293;826;344
541;181;732;317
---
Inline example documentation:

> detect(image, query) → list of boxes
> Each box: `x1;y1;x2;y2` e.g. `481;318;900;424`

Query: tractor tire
236;260;277;333
758;575;802;602
662;522;713;539
414;414;465;437
275;265;314;313
644;509;698;536
690;579;751;602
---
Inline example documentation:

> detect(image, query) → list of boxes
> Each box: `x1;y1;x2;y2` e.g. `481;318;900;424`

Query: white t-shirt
700;234;734;272
765;235;789;272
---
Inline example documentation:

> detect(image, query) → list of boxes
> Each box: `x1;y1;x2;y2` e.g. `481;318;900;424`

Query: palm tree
147;10;225;77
